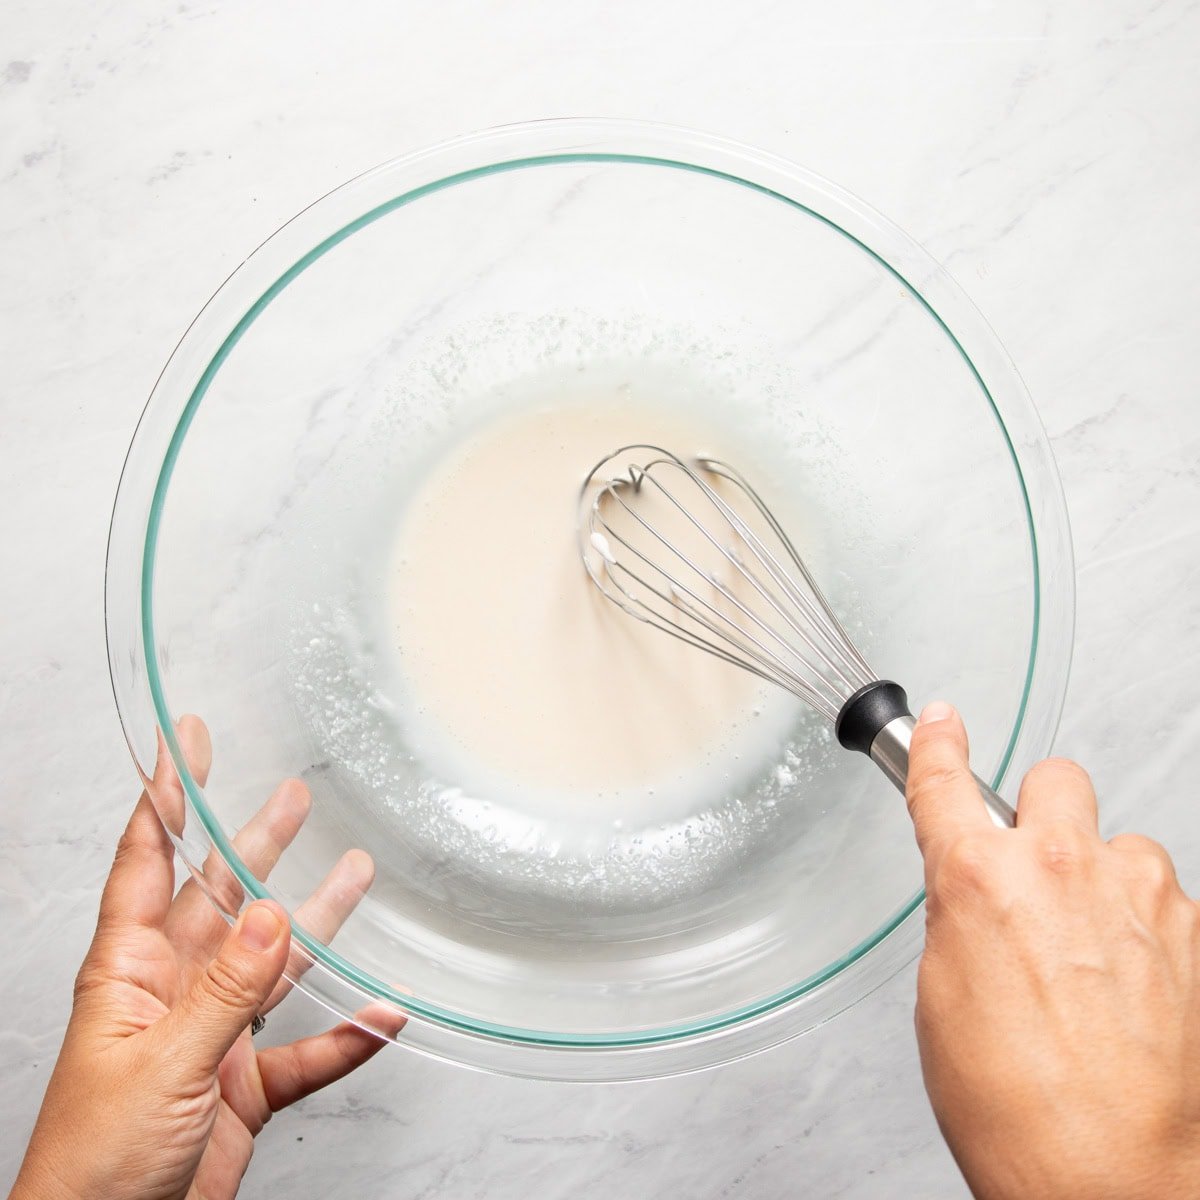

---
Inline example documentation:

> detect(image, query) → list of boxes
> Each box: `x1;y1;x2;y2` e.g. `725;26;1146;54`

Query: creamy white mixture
386;395;804;818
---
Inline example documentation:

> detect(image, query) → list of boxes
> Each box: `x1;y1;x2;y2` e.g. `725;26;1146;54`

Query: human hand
10;716;401;1200
908;702;1200;1200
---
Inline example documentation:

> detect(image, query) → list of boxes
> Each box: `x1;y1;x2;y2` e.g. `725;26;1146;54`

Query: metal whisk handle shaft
870;714;1017;829
835;681;1017;829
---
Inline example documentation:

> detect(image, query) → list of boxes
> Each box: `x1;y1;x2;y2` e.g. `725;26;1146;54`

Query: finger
1108;832;1180;885
906;702;992;859
148;715;212;838
262;849;375;1014
229;779;312;880
1108;833;1188;926
95;792;177;939
1109;832;1173;862
1016;757;1099;832
166;779;313;960
258;1006;406;1112
175;714;213;786
152;900;290;1079
79;721;210;992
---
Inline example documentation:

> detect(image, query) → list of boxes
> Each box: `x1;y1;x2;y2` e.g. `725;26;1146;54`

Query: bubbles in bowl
290;596;838;918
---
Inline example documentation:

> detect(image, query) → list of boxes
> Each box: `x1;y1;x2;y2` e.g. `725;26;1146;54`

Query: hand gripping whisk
578;445;1016;828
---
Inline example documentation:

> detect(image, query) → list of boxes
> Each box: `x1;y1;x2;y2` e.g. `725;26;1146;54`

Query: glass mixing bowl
105;119;1074;1081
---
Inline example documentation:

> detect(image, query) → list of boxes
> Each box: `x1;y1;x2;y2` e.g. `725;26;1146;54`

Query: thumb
156;901;290;1078
906;701;990;858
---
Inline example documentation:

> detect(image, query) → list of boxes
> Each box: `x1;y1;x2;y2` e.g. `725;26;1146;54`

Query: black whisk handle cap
835;680;913;755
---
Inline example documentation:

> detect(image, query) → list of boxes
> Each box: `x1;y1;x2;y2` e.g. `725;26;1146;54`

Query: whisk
578;445;1016;828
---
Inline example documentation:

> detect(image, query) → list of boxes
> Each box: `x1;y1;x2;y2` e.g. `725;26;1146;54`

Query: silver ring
251;1013;266;1037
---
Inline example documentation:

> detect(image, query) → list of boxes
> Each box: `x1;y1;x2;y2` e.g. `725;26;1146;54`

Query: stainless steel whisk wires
578;445;1016;828
579;446;872;722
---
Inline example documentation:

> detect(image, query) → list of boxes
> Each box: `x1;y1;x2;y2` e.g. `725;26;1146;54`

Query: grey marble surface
2;1;1199;1196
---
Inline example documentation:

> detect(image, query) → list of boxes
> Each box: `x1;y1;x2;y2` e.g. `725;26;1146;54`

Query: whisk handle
836;682;1017;829
869;713;1016;829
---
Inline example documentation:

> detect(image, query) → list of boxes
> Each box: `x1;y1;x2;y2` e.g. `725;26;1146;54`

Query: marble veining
2;0;1199;1196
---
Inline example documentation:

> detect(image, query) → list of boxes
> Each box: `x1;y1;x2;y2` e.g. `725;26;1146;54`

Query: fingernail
238;904;283;951
919;701;956;725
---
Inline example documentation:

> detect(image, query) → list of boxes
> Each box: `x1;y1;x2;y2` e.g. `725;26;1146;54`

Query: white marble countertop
2;1;1198;1195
